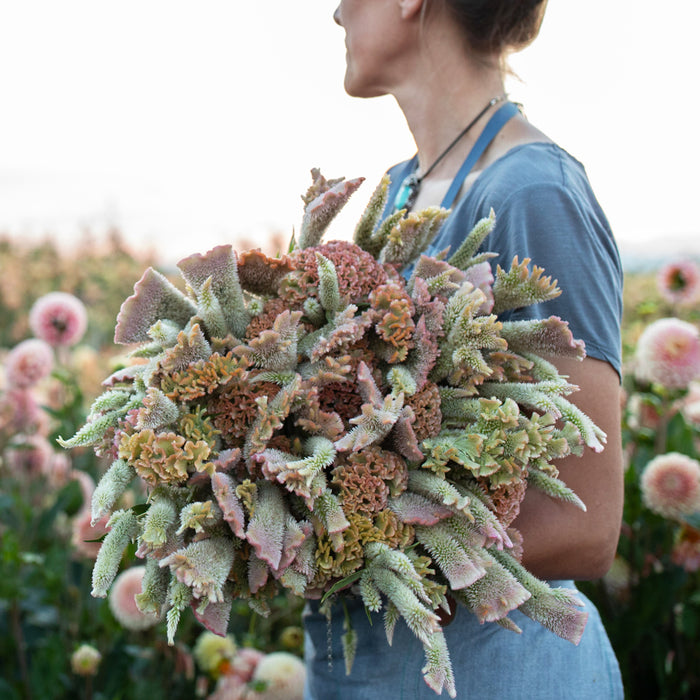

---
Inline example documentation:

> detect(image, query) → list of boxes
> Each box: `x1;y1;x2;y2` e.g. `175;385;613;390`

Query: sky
0;0;698;267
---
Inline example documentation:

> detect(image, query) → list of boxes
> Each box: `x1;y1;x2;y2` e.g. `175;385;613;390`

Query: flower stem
10;600;32;700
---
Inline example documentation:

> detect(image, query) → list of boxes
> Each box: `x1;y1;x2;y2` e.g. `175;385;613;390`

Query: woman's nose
333;5;342;26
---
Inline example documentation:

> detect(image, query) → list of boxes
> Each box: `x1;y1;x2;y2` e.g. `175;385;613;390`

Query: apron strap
440;101;520;211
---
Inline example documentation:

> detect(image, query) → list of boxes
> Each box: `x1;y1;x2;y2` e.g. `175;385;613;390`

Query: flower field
1;225;699;700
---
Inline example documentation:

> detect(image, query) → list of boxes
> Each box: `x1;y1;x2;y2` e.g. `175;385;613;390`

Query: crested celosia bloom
4;338;54;389
29;291;88;347
108;566;161;630
656;259;700;306
71;644;102;676
641;452;700;519
61;170;608;698
250;652;306;700
634;317;700;389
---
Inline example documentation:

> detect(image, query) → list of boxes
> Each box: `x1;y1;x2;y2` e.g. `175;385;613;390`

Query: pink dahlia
4;339;54;389
250;652;306;700
641;452;700;519
657;259;700;306
0;388;44;434
634;318;700;389
29;292;88;347
108;566;161;630
6;434;55;477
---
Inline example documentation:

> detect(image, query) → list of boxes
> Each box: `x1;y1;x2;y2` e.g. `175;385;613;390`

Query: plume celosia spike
160;537;235;603
115;268;197;345
316;252;342;314
192;587;233;636
92;509;139;598
91;459;135;525
354;174;391;251
389;492;454;525
421;630;457;699
148;319;184;348
89;390;131;414
137;493;179;557
500;317;586;360
166;581;193;645
136;388;180;431
57;411;123;449
415;525;486;590
160;324;212;373
177;245;251;337
492;549;588;644
550;395;607;453
528;468;587;510
246;482;287;570
383;602;401;646
315;489;350;535
447;208;496;271
407;471;471;515
135;558;171;617
359;572;383;612
211;472;246;538
368;567;440;646
342;613;358;676
195;276;228;338
492;256;561;315
299;176;364;249
452;553;531;623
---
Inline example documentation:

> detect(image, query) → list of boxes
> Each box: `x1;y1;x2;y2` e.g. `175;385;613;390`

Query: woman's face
333;0;413;98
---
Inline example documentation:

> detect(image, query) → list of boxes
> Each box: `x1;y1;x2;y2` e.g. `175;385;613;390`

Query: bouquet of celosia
61;170;605;697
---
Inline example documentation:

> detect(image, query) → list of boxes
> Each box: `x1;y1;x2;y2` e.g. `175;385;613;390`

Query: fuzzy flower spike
62;168;604;697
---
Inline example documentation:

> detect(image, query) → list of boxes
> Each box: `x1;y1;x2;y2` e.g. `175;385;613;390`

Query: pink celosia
29;291;88;347
634;318;700;389
641;452;700;519
656;259;700;306
4;338;54;389
109;566;161;630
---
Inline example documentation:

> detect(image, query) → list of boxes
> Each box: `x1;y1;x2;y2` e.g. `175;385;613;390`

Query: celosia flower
109;566;161;630
29;291;88;347
641;452;700;519
250;652;306;700
635;318;700;389
60;171;611;698
193;630;237;675
4;338;54;389
71;644;102;676
657;259;700;306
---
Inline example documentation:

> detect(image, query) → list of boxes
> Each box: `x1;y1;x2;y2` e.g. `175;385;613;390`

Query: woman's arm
512;355;624;581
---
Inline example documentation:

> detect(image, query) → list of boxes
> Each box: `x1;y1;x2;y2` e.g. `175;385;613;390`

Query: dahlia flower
109;566;162;630
656;259;700;306
641;452;700;519
193;630;237;674
61;170;607;697
4;338;54;389
71;644;102;676
250;651;306;700
29;291;88;347
634;318;700;389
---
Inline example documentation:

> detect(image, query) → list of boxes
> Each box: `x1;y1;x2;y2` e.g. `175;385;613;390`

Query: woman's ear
398;0;425;21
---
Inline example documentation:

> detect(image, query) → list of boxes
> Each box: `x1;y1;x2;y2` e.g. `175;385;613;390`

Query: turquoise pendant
394;173;420;212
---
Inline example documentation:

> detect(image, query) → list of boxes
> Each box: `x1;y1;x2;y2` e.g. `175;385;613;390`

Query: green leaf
320;571;363;605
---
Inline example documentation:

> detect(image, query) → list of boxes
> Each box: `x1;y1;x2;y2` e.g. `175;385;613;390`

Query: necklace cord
393;95;506;212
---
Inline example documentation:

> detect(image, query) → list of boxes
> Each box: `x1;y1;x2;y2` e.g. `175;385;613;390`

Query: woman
304;1;624;697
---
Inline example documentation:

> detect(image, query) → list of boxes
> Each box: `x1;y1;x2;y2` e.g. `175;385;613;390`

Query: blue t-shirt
384;142;623;376
304;142;624;700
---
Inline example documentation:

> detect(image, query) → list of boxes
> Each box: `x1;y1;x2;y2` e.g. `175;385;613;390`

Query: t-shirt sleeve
487;181;623;377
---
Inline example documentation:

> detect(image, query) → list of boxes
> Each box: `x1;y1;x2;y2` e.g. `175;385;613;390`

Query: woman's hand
512;356;624;581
